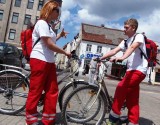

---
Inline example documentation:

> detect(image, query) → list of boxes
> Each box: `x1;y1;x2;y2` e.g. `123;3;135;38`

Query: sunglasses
53;8;60;13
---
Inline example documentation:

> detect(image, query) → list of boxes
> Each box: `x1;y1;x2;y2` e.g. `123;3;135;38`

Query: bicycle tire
0;70;29;115
61;85;107;124
58;80;89;111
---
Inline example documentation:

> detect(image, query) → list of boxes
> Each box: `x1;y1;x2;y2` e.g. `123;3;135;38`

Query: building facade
0;0;62;48
59;23;160;85
56;23;127;77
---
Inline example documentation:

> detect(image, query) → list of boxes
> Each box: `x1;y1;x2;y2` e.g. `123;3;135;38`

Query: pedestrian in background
82;63;89;75
25;1;71;125
88;56;98;85
101;18;147;125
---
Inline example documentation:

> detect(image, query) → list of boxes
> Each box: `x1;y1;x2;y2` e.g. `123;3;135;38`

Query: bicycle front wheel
0;70;29;115
58;80;89;111
61;85;107;124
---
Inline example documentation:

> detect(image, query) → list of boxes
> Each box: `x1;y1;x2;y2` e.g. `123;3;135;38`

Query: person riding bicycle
25;1;71;125
100;18;147;125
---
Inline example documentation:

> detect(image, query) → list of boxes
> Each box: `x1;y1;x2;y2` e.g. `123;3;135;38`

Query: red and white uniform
110;33;148;124
26;20;58;125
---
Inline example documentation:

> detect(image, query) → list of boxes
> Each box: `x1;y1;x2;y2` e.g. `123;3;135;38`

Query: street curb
106;75;160;86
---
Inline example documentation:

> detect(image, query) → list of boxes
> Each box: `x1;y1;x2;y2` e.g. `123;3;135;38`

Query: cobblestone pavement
0;77;160;125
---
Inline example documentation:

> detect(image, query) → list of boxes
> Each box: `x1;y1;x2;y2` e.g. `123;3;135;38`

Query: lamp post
148;67;152;84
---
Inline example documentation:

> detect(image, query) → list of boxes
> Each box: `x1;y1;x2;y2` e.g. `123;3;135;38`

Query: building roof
81;23;127;46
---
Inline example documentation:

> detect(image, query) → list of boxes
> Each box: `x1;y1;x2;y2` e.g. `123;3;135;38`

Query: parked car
0;42;22;68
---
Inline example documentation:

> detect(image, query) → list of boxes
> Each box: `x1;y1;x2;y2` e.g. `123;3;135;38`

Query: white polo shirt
119;33;148;74
31;20;56;63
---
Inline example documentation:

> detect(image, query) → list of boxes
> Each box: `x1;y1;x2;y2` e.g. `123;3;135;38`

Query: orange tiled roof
81;23;127;46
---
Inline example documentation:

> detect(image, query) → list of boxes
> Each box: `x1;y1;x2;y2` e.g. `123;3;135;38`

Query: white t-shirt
119;33;148;74
30;20;56;63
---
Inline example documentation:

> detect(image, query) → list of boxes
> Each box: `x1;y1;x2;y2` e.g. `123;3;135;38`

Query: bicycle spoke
0;70;29;115
62;86;105;124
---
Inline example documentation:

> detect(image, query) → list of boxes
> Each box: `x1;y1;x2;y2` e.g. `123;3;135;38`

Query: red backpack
20;26;40;61
124;33;158;68
144;37;158;67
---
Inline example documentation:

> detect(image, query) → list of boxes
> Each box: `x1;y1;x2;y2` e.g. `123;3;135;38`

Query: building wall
78;40;124;75
0;0;11;41
62;35;160;85
0;0;41;47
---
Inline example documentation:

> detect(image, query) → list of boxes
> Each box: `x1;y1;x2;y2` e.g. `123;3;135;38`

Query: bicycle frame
90;59;115;111
100;61;113;109
0;54;83;100
90;58;127;113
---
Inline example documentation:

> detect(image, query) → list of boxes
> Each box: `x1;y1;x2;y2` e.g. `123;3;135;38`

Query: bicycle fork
74;85;102;114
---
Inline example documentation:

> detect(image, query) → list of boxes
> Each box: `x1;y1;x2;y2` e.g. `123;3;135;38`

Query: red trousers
111;70;145;124
26;58;58;125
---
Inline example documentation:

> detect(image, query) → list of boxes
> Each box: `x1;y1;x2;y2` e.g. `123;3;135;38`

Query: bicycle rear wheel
0;70;29;115
61;85;107;124
58;81;89;111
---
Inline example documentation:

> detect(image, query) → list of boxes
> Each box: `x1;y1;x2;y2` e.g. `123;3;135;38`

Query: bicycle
61;58;128;125
0;54;89;115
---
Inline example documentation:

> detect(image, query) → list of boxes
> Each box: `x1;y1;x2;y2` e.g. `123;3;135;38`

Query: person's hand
65;51;71;58
60;28;69;38
100;57;104;61
110;57;123;63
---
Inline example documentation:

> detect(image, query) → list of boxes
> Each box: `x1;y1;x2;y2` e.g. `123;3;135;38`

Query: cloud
138;10;160;42
60;10;71;24
76;0;160;20
61;0;77;10
77;9;106;24
61;0;160;43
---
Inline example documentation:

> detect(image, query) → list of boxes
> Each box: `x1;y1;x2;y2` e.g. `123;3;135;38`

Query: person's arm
100;46;122;60
111;42;141;62
41;37;71;57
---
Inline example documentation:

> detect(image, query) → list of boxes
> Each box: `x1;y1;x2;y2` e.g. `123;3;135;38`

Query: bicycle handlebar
93;57;110;63
94;57;122;63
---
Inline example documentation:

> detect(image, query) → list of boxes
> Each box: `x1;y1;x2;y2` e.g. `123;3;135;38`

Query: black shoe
119;116;128;124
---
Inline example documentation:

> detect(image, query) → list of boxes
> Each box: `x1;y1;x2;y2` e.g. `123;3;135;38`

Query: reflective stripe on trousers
26;58;58;125
110;70;146;124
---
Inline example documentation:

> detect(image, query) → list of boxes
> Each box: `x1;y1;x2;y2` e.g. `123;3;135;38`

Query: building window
97;46;102;53
155;72;160;82
86;44;92;52
12;12;19;23
0;0;6;4
38;0;44;10
27;0;34;9
24;14;31;25
0;10;4;20
9;29;16;40
15;0;21;7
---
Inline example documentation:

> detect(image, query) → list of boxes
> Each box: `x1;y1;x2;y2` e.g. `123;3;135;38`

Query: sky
56;0;160;47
